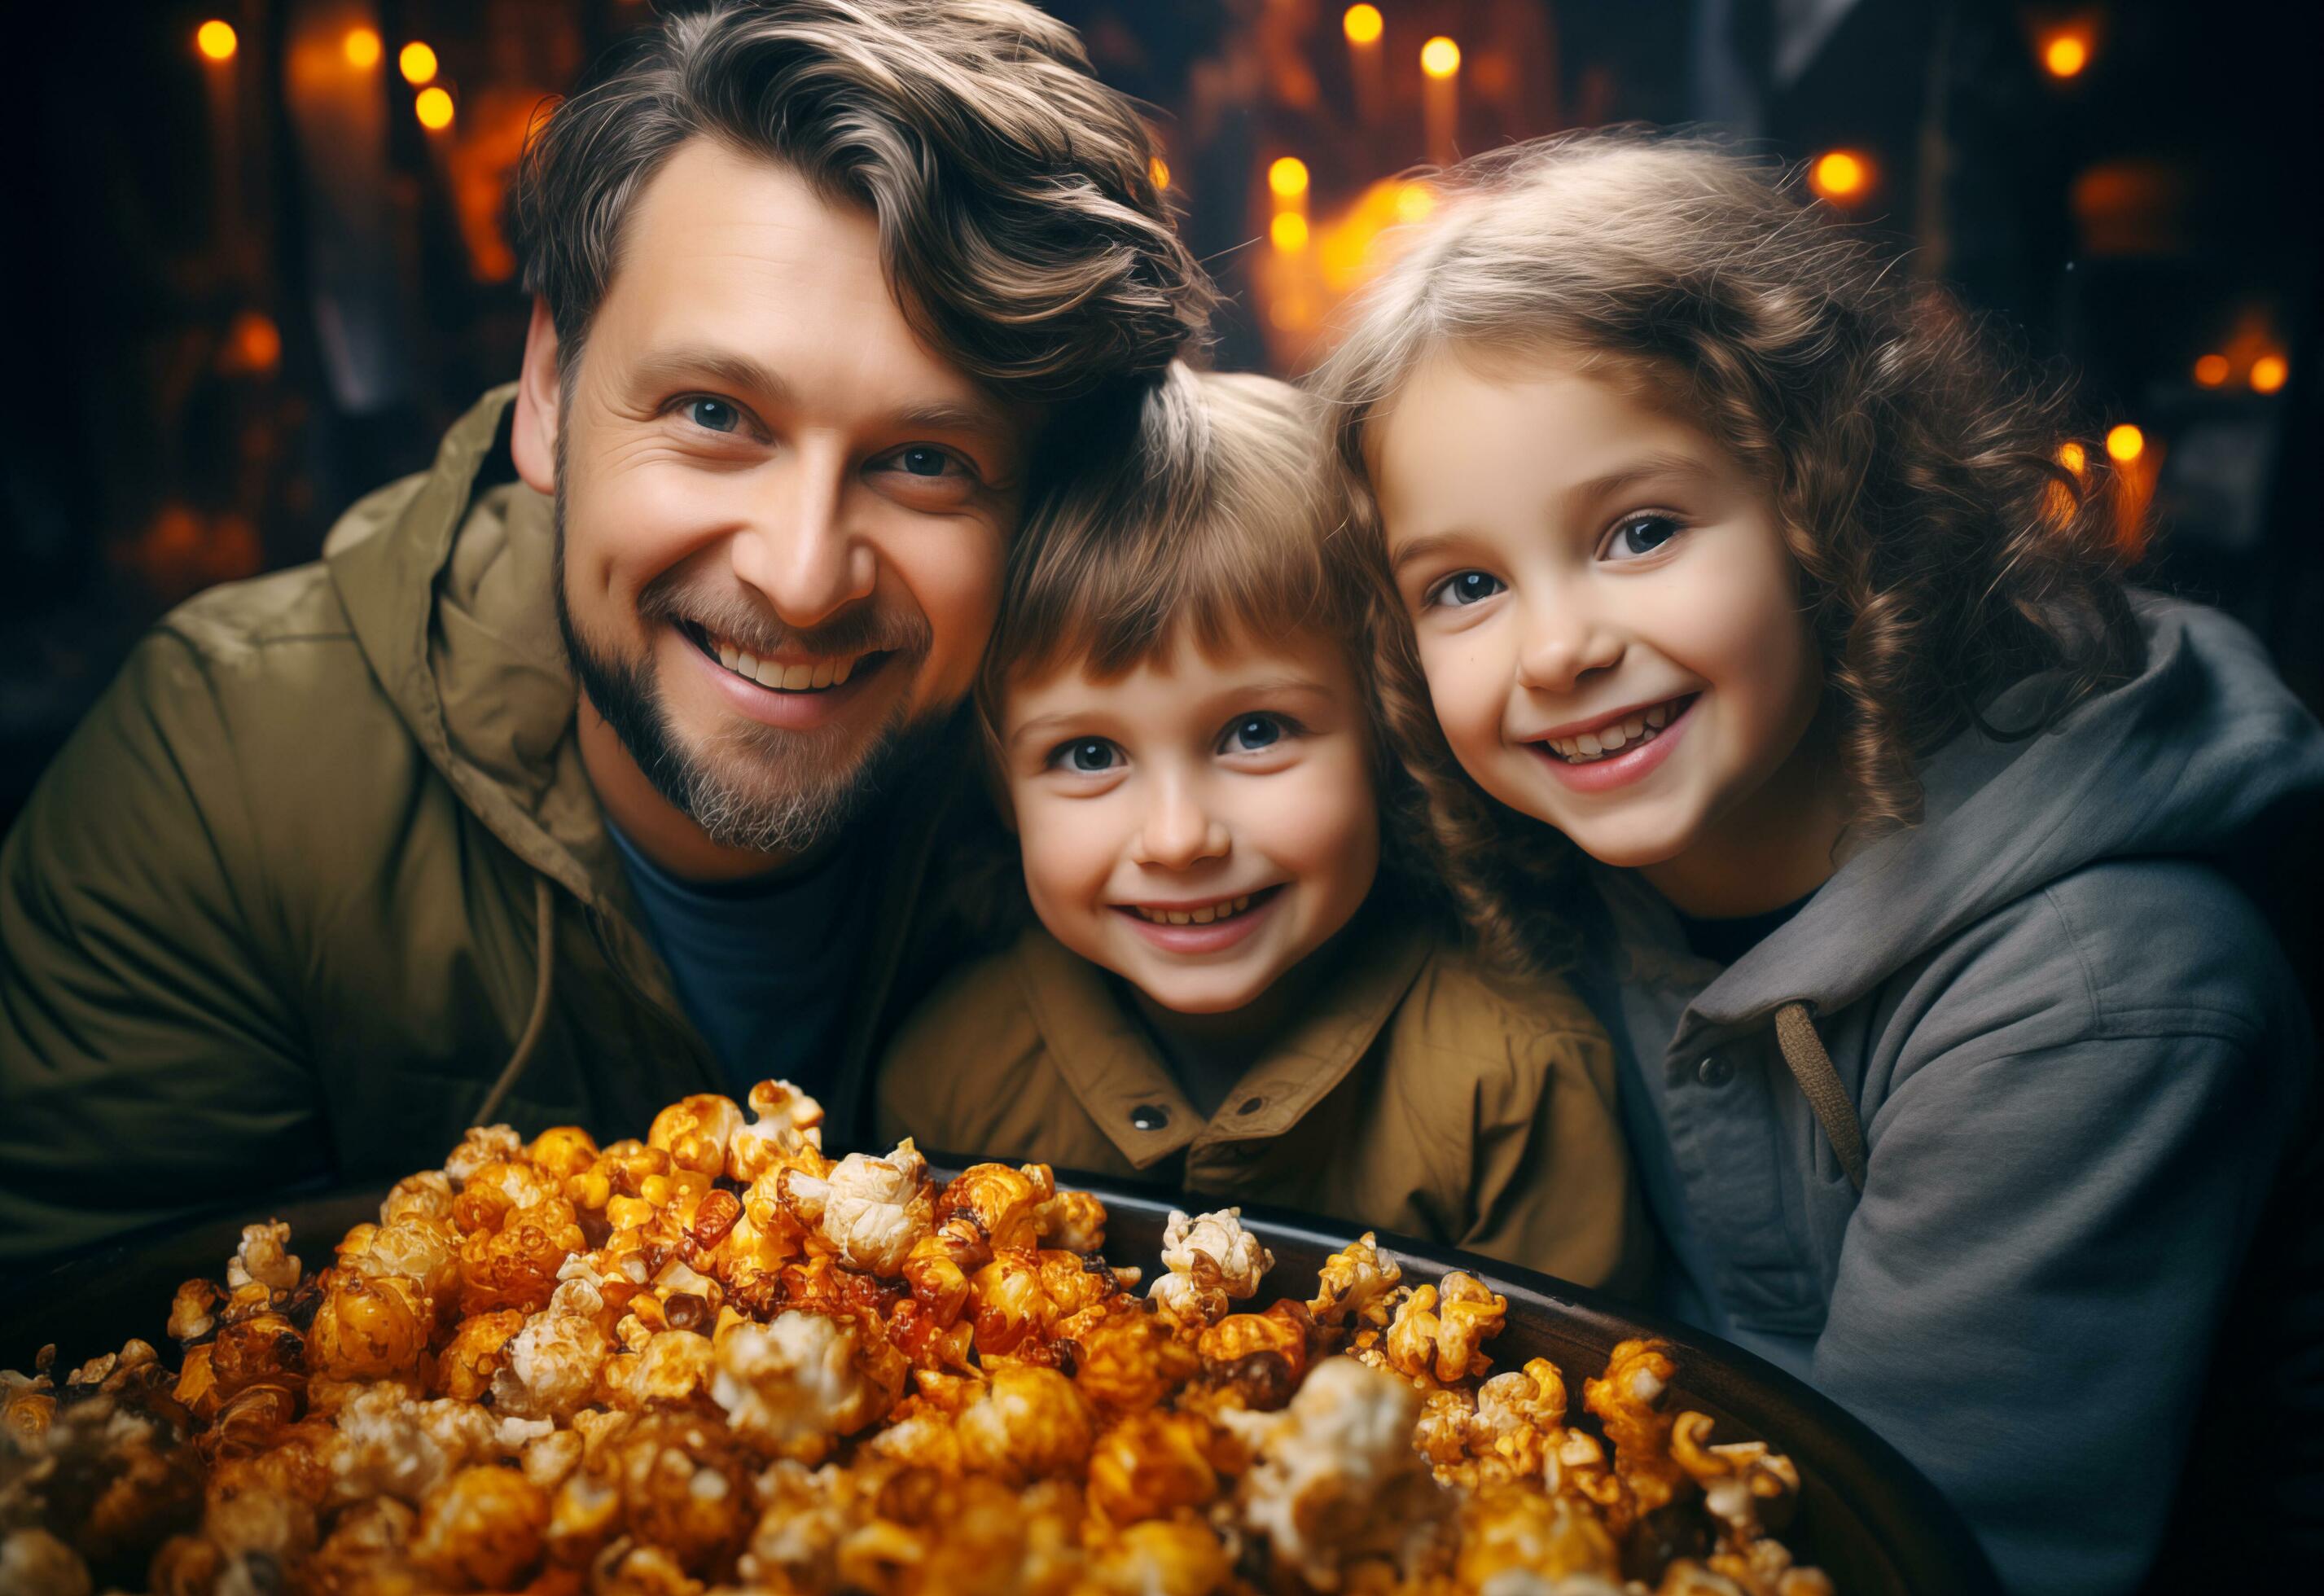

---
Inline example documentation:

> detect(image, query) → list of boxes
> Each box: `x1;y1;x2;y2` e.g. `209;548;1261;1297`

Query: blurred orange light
1396;182;1436;223
1421;37;1461;79
415;86;455;131
1809;151;1869;200
344;27;383;69
2192;353;2230;388
2042;33;2090;79
2058;441;2087;474
2251;354;2289;393
1268;157;1310;200
1148;156;1170;191
225;311;282;375
1270;212;1310;252
1344;6;1383;46
196;20;238;62
399;42;439;86
2105;423;2144;463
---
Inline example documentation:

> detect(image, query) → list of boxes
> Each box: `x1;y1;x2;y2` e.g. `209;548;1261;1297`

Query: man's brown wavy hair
512;0;1213;406
1311;129;2143;977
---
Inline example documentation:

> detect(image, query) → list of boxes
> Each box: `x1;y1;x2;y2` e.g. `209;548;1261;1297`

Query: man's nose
727;448;877;627
1515;590;1625;693
1133;777;1230;872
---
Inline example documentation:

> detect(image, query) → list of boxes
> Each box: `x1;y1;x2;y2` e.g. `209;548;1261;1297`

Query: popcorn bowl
4;1168;1997;1595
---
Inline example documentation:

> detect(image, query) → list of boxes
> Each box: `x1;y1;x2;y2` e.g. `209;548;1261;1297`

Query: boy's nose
1516;598;1625;693
728;449;878;627
1132;781;1230;871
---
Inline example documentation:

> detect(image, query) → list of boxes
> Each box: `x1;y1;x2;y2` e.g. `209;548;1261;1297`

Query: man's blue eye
897;446;952;477
1437;571;1503;607
685;398;739;434
1226;716;1283;752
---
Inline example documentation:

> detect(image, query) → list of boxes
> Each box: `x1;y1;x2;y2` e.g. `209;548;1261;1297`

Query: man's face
541;140;1028;853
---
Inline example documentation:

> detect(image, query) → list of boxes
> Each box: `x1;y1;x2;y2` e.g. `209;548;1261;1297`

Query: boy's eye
1221;714;1288;755
1430;571;1505;607
682;397;741;434
1604;514;1683;560
1050;737;1123;774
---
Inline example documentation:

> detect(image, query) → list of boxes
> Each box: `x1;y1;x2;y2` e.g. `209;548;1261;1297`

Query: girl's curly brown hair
1309;129;2143;978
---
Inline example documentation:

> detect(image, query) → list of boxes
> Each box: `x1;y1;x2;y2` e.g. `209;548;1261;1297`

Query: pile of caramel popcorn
0;1082;1832;1596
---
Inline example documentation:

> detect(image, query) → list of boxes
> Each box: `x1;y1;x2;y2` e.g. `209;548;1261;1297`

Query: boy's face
999;628;1380;1015
1372;353;1826;900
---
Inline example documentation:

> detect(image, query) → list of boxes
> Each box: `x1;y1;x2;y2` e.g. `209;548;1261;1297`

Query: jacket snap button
1129;1103;1170;1131
1697;1054;1735;1088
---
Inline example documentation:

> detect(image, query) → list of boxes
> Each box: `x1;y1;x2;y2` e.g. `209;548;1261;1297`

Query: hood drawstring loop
472;875;556;1128
1773;1001;1868;1191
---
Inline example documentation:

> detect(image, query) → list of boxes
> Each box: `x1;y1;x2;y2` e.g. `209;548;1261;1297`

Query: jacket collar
1011;913;1436;1170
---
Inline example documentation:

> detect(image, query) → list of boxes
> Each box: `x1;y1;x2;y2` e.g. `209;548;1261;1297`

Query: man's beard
553;501;943;857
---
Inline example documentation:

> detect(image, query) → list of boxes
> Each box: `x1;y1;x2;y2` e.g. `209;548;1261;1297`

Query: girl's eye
1221;714;1287;755
1430;571;1506;608
1050;738;1123;774
1605;514;1683;561
682;397;741;435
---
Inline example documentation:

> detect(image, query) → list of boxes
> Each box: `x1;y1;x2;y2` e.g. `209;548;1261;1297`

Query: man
0;0;1211;1269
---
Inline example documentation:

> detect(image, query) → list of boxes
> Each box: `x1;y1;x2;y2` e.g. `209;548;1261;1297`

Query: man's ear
511;298;563;498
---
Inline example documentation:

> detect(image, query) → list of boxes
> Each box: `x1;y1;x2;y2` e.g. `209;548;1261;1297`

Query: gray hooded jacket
1578;599;2322;1594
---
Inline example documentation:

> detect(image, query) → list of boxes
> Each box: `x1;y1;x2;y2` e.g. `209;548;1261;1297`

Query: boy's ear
511;298;563;498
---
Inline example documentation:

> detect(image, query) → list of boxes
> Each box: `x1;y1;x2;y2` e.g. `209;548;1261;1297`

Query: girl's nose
1515;597;1625;693
1132;780;1230;871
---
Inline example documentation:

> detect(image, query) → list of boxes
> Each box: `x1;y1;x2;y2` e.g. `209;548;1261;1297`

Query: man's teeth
1546;699;1679;763
1132;894;1255;927
713;638;857;692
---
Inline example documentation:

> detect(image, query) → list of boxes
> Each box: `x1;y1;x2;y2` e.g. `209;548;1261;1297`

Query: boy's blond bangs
983;366;1362;713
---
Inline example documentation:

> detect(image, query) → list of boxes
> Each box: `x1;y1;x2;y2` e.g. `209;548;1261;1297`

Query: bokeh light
195;20;238;62
1344;6;1383;47
414;86;455;131
1421;37;1461;79
1268;157;1310;200
399;42;439;86
1809;151;1869;200
2193;353;2230;388
1270;213;1310;252
2250;354;2288;393
344;28;383;70
1148;156;1170;191
2042;33;2090;79
2058;441;2088;474
1396;182;1436;223
2105;423;2145;463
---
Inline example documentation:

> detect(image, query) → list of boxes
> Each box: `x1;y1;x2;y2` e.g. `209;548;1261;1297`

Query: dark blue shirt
605;818;873;1100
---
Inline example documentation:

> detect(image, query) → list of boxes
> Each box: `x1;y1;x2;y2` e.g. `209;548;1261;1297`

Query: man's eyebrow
880;397;1015;442
629;346;795;407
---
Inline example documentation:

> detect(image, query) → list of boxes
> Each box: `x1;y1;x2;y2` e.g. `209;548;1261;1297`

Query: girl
1313;132;2323;1594
877;366;1647;1291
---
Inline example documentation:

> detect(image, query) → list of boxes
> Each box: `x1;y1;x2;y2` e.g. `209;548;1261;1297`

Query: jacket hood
1674;597;2324;1032
322;386;613;911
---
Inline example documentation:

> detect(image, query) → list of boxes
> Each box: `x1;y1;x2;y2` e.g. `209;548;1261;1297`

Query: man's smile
680;620;881;695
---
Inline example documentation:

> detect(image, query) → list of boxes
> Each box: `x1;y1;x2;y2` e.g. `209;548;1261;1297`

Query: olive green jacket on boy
875;916;1651;1294
0;388;964;1273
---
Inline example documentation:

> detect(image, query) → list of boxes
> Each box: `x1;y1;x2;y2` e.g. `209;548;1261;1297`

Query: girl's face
998;627;1380;1015
1372;352;1826;893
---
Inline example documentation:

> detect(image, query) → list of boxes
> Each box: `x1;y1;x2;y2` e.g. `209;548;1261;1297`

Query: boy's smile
1374;353;1841;917
1001;629;1379;1016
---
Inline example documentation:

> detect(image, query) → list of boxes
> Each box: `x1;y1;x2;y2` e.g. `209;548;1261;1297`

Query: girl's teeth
1624;717;1645;739
1599;724;1626;751
1137;893;1257;926
1546;699;1686;764
1576;731;1603;756
1644;704;1668;728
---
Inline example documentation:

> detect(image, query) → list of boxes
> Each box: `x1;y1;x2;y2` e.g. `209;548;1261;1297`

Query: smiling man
0;0;1210;1268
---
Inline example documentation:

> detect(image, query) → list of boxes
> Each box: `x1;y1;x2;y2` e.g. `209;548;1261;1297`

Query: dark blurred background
3;0;2316;835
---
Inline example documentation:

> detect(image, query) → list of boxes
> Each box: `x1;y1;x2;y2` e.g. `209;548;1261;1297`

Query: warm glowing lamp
399;42;439;86
2251;354;2289;394
344;27;383;69
1269;213;1309;252
2105;423;2145;463
415;86;455;131
1809;151;1869;200
1344;5;1383;46
2192;353;2230;388
197;20;238;62
2042;33;2089;79
1421;37;1462;78
2058;441;2087;474
1148;156;1170;191
1268;157;1310;200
